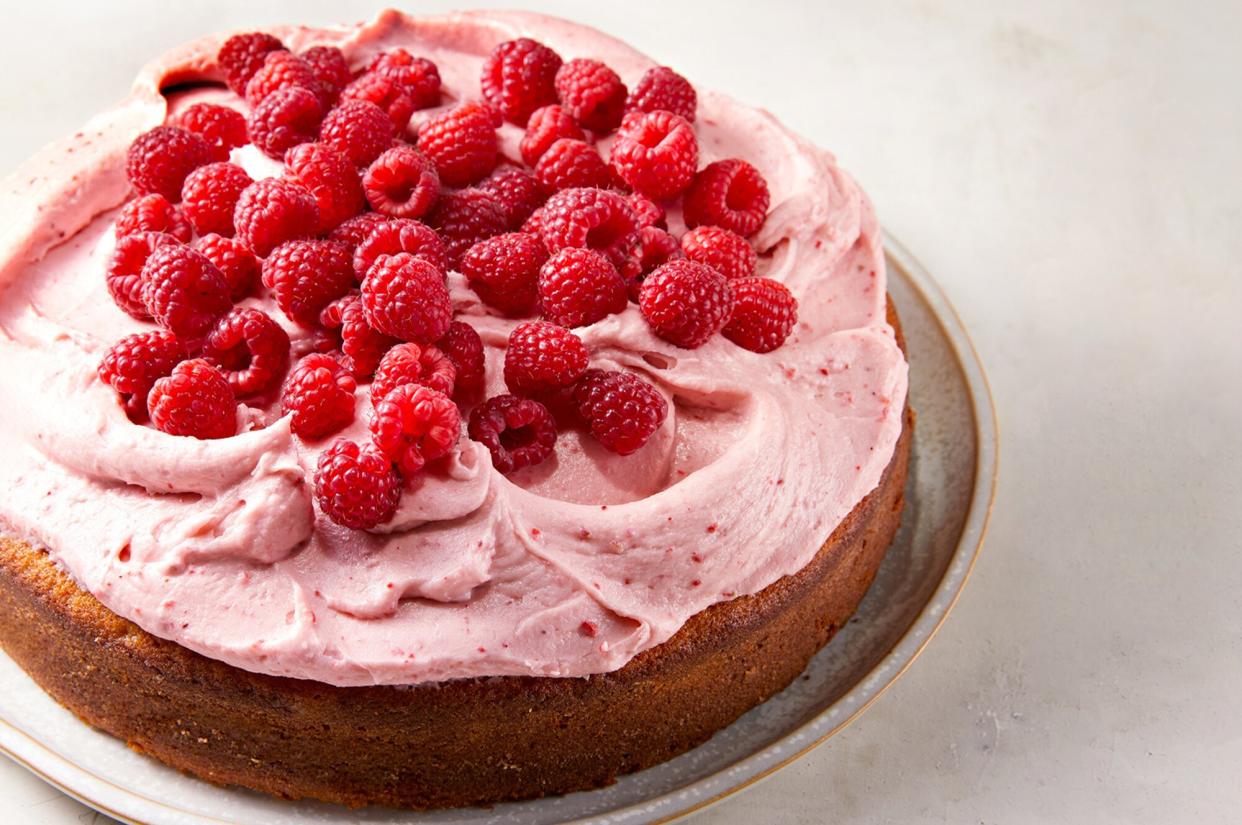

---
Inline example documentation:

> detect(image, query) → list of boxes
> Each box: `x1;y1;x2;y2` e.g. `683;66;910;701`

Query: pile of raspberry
97;30;799;532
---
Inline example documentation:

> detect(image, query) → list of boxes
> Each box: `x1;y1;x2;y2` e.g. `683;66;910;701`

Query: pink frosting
0;10;907;686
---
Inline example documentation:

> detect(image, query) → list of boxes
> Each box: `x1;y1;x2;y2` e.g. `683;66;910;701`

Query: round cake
0;9;910;810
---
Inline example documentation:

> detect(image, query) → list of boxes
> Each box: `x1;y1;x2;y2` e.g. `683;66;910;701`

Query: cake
0;9;910;810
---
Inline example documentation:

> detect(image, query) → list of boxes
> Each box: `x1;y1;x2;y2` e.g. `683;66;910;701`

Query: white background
2;1;1240;823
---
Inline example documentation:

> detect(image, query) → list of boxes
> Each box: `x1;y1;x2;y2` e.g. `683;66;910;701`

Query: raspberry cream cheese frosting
0;10;906;686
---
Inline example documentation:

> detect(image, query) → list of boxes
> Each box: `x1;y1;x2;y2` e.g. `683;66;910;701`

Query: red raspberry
427;189;508;269
468;394;557;474
319;99;396;167
248;86;324;160
202;307;291;397
126;126;212;202
723;277;798;353
233;178;319;257
361;253;452;343
352;218;447;280
370;384;460;475
538;247;627;328
141;244;233;339
477;167;546;229
149;359;237;439
504;321;588;396
106;232;179;320
218;32;285;95
284;142;364;232
480;38;563;126
362;145;440;219
632;226;683;300
329;212;392;250
319;294;396;379
315;439;401;529
681;225;756;280
97;330;185;421
535;138;611;192
610;111;697;200
460;232;548;316
573;369;667;455
262;239;354;326
639;259;734;348
196;233;260;300
537;187;640;274
300;46;351;97
555;59;627;133
180;162;253;237
172;103;248;161
437;321;485;397
683;159;771;238
520;104;585;166
368;50;441;111
282;353;356;438
416;102;498;188
340;72;417;133
115;194;192;242
627;193;665;229
245;51;324;107
371;342;456;403
626;66;697;122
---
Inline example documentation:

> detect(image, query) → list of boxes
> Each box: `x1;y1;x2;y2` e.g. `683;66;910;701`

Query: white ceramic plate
0;234;996;825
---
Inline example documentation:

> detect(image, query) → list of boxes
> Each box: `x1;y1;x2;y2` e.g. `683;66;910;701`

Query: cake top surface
0;9;907;686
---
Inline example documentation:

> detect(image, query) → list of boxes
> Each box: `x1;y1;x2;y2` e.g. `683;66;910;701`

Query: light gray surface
1;1;1238;823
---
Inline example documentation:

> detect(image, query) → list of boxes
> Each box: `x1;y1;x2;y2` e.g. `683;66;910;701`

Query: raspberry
370;384;460;475
477;167;546;229
535;138;610;192
180;162;253;237
233;178;319;257
248;86;324;160
172;103;248;161
361;253;452;343
681;226;756;280
319;293;396;379
362;145;440;219
537;187;640;274
149;359;237;440
106;232;178;320
627;193;665;229
196;233;260;300
520;104;585;167
574;369;667;455
460;232;548;316
282;353;356;439
301;46;351;97
371;342;456;403
262;239;354;326
142;244;232;339
329;212;392;250
115;194;192;242
369;50;441;110
639;259;734;348
480;38;563;126
609;111;697;200
340;72;417;132
416;102;498;188
427;189;508;269
683;159;771;238
437;321;486;397
723;277;798;353
98;330;185;421
468;394;557;474
626;66;697;122
352;218;447;280
555;59;627;133
284;142;364;232
504;321;588;396
126;126;212;202
538;247;627;328
218;32;285;95
314;439;401;529
632;226;683;300
202;307;291;397
246;51;326;107
319;99;396;167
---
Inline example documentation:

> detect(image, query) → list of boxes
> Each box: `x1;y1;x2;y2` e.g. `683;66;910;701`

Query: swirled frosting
0;10;907;686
